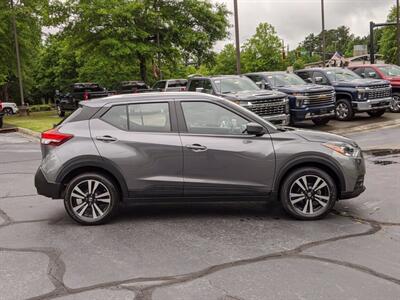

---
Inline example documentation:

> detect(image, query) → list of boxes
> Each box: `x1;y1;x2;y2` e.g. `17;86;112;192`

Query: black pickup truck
116;81;151;94
187;75;290;125
245;72;336;125
295;68;392;121
56;83;109;117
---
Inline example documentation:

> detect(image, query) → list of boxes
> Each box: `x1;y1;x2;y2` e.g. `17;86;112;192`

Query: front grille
244;97;287;116
367;85;391;100
304;90;335;107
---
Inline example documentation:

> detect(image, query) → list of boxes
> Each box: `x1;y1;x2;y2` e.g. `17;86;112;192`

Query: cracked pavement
0;128;400;300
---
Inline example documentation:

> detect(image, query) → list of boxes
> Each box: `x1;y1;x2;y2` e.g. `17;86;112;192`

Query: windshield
326;69;360;82
214;77;260;94
377;65;400;77
267;73;305;87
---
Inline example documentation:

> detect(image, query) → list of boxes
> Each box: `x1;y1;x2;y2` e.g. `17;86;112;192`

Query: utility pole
233;0;241;75
10;0;26;109
397;0;400;65
321;0;326;67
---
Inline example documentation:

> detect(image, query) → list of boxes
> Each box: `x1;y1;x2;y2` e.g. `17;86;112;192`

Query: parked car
187;75;290;125
116;81;151;94
35;92;365;225
349;64;400;112
295;68;392;121
56;83;109;117
152;79;187;92
245;72;335;126
0;101;19;115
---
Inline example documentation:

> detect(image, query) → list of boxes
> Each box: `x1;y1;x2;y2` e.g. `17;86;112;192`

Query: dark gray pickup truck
56;83;109;117
187;75;290;125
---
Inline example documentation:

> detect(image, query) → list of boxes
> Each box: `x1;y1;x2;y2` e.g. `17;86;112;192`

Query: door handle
96;135;118;142
186;144;208;152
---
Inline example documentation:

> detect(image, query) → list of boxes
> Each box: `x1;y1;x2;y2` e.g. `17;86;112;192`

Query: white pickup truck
0;102;18;115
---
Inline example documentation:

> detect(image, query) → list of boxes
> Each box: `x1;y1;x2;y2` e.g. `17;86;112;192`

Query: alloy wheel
336;103;348;119
289;175;331;216
390;95;400;112
70;179;112;222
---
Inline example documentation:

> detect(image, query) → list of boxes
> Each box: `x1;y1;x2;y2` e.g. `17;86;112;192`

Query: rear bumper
35;168;62;199
291;104;335;121
353;97;391;111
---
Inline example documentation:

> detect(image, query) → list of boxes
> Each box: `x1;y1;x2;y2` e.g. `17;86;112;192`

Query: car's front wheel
280;167;337;220
335;99;354;121
3;108;14;115
390;93;400;113
64;173;120;225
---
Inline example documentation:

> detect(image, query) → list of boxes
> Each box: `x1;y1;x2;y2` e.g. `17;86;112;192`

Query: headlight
293;93;308;107
323;142;360;157
356;87;369;100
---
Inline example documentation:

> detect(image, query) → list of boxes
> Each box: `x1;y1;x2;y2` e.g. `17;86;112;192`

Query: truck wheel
57;106;65;117
335;99;354;121
367;110;385;118
390;93;400;113
64;173;120;225
0;116;3;128
3;108;13;115
280;167;337;220
312;117;330;126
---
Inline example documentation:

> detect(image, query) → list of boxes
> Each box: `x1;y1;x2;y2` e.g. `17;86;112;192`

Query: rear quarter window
101;105;128;130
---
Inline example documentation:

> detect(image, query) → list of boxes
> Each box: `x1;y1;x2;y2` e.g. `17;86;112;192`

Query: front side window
188;80;203;91
101;105;128;130
128;102;171;132
297;72;313;83
313;72;329;85
181;101;249;135
364;67;381;79
153;81;166;90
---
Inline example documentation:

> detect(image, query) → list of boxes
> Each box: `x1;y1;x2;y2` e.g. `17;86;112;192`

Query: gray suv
35;92;366;225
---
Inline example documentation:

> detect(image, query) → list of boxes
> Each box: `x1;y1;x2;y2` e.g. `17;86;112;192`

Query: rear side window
128;103;171;132
101;105;128;130
168;80;187;88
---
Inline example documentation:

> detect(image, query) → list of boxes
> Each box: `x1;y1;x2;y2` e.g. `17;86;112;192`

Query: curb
0;126;41;140
329;119;400;135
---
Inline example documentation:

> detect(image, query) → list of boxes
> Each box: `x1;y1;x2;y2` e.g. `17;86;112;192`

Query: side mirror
246;122;265;136
368;72;377;78
196;87;205;93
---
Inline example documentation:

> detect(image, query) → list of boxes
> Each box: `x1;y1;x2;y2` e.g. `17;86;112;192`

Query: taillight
41;129;73;146
0;101;3;110
83;91;89;100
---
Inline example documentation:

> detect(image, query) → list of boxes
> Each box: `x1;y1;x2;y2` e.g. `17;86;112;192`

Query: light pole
397;0;400;65
10;0;25;109
321;0;326;67
233;0;241;75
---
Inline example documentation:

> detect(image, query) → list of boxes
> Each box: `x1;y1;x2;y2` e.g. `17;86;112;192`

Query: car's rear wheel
335;99;354;121
367;110;385;118
64;173;119;225
312;117;330;126
390;93;400;113
280;167;337;220
3;108;13;115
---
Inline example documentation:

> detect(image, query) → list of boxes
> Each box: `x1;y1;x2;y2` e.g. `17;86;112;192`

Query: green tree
212;44;236;75
241;23;284;72
379;6;398;64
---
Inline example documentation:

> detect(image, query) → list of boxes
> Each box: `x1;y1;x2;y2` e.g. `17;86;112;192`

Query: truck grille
244;97;287;116
367;85;391;100
305;90;335;107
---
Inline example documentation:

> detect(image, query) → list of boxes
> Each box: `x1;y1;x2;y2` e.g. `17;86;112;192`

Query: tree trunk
139;55;147;82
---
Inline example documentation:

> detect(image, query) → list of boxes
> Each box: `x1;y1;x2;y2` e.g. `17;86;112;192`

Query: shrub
29;104;53;112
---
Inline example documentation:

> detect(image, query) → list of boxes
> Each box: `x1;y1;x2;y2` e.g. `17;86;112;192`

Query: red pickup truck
349;64;400;112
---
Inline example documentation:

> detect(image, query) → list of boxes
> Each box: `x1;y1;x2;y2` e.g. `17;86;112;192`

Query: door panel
90;106;183;198
181;134;275;196
179;101;275;196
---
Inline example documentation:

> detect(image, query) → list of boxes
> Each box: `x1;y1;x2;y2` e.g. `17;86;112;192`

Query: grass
4;110;64;132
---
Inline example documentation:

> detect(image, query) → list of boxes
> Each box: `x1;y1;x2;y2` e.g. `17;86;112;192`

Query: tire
389;93;400;113
0;116;3;128
3;108;13;115
312;117;330;126
367;110;385;118
280;167;338;220
335;99;354;121
57;105;65;117
64;173;120;225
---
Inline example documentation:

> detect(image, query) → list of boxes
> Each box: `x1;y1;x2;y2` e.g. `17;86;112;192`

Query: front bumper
291;104;335;121
262;113;290;125
35;168;62;199
353;97;391;111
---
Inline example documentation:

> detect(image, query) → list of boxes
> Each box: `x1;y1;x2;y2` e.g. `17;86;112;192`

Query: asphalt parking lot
1;118;400;300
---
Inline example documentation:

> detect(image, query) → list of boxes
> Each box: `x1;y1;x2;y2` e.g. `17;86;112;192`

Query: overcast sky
212;0;394;51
